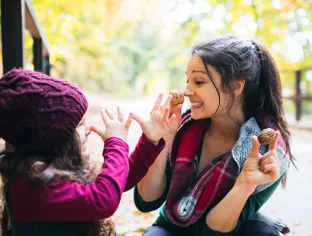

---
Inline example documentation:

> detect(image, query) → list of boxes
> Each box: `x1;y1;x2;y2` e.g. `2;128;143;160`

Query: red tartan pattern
165;115;239;226
165;112;286;227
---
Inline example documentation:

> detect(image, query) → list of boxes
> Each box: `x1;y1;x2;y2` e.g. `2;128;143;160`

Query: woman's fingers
171;104;182;115
161;106;170;123
262;163;280;180
249;136;261;157
168;114;177;124
269;131;280;151
150;93;163;115
260;155;279;171
163;94;173;108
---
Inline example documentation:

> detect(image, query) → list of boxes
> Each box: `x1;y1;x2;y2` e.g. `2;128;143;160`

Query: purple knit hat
0;68;88;151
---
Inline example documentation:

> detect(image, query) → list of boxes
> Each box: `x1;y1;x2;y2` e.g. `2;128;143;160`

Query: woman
131;36;292;235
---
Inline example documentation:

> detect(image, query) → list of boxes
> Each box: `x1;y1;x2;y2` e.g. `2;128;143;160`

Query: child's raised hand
89;106;132;142
131;93;181;145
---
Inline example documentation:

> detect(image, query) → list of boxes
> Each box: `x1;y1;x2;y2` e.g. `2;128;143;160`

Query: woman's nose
183;87;194;97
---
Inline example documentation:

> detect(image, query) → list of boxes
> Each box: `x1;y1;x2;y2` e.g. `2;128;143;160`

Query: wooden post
25;0;50;75
1;0;25;73
33;38;44;72
45;55;51;75
295;70;302;121
1;0;25;151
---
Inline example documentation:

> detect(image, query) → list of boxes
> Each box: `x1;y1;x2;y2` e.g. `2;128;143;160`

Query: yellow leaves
280;0;296;13
25;0;312;94
133;209;154;218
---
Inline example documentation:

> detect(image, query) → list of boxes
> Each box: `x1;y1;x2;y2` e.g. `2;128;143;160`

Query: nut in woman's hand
257;128;276;145
170;90;184;107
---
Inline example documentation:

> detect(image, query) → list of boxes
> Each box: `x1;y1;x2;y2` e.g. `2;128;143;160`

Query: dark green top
134;160;284;236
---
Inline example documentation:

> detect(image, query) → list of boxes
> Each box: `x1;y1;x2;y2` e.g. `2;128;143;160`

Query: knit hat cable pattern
0;68;88;151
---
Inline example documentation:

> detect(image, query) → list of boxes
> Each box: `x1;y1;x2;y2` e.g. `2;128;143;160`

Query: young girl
131;36;292;236
0;68;176;236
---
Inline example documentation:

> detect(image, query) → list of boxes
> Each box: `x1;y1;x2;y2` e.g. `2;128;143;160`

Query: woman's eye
186;79;189;84
195;81;204;85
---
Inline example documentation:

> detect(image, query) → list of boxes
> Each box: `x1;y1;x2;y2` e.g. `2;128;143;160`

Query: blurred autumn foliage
2;0;312;104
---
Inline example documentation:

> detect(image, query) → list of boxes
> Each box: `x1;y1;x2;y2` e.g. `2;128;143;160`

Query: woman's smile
190;101;203;109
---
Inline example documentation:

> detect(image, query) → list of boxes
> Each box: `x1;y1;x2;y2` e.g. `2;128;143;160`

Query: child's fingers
101;110;109;124
125;113;133;130
89;125;105;138
105;109;115;120
131;112;145;127
117;106;124;122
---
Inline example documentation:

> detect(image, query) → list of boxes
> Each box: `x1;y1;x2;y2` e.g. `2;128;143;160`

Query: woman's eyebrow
185;70;207;75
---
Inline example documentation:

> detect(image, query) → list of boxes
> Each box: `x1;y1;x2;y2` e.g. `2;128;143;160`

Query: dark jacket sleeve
125;134;165;191
134;160;172;212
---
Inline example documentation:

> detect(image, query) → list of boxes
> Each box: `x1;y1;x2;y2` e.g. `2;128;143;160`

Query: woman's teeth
191;102;202;107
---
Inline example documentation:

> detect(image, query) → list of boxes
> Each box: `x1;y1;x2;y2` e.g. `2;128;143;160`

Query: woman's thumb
171;104;182;117
249;136;260;157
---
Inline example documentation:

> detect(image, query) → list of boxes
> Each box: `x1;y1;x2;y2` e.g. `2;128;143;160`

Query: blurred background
1;0;312;103
1;0;312;235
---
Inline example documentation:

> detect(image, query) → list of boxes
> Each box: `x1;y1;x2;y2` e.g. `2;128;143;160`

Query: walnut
257;128;276;145
170;90;184;106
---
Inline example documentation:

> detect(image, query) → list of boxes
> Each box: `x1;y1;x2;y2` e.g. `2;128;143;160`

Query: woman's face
76;115;90;159
184;54;230;120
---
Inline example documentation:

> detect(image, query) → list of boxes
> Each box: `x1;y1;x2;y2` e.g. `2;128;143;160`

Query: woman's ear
234;79;245;97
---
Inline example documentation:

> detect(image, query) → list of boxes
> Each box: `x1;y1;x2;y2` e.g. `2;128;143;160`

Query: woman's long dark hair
0;133;116;236
191;36;294;165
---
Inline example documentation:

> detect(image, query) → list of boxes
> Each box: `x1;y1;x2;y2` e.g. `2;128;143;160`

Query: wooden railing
1;0;50;151
283;68;312;121
1;0;50;74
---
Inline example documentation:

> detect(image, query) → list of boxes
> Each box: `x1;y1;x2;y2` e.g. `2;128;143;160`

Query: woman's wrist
144;135;160;146
163;134;175;143
235;173;257;196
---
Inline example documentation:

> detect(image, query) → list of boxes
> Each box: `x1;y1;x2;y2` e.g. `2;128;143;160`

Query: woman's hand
236;131;280;191
165;102;182;139
131;93;182;145
89;106;133;142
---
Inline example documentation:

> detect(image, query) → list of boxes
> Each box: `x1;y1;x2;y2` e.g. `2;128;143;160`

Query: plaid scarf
165;111;288;228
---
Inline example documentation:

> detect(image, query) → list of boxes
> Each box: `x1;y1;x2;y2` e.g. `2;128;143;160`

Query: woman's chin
190;111;211;120
190;110;203;120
